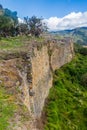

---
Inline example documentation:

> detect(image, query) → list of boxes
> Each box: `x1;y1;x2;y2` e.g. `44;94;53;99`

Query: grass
44;52;87;130
0;84;30;130
0;85;16;130
0;36;24;50
0;35;45;51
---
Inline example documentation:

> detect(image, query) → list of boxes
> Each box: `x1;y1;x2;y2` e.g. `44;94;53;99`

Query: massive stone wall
0;38;74;119
49;38;74;71
30;38;74;117
31;45;53;117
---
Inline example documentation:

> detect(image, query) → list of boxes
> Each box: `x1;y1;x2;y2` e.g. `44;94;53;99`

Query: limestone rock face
31;46;53;117
50;38;74;71
0;37;74;119
0;59;22;88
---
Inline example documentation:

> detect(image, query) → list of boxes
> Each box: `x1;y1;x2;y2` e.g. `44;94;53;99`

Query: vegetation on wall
0;84;30;130
43;47;87;130
0;85;16;130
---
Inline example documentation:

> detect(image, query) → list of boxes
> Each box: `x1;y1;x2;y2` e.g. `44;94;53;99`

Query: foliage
78;47;87;55
0;4;48;37
44;52;87;130
4;8;18;25
74;44;87;55
81;73;87;88
0;4;18;37
0;4;3;10
17;23;29;35
24;16;47;37
0;15;14;36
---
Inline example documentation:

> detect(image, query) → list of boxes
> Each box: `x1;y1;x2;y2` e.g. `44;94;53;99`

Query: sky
0;0;87;31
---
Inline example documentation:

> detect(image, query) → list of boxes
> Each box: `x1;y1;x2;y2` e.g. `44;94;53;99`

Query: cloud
18;18;24;23
43;12;87;31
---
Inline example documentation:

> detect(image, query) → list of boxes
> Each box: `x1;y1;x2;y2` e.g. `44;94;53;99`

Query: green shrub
81;73;87;87
44;53;87;130
79;47;87;55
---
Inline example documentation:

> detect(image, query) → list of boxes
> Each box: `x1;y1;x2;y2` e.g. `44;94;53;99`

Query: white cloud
43;12;87;31
18;18;24;23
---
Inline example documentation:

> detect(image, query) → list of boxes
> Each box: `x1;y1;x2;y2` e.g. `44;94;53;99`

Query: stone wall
31;45;53;117
0;37;74;119
50;38;74;71
30;38;74;117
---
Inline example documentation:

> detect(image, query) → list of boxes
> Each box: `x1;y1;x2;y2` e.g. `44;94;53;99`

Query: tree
0;4;47;37
24;16;47;37
17;23;29;35
0;15;14;36
0;5;18;37
4;8;18;25
0;4;3;10
0;4;4;16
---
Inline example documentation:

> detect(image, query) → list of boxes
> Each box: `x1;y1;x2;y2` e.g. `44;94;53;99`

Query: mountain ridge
51;27;87;45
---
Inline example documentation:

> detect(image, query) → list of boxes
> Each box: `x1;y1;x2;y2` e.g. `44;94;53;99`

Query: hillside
42;48;87;130
51;27;87;45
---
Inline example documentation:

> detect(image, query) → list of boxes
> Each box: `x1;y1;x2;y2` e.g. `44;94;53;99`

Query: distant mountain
51;27;87;45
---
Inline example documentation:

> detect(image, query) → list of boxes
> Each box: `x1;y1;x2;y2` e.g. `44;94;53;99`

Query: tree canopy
23;16;47;37
0;4;47;37
0;4;18;37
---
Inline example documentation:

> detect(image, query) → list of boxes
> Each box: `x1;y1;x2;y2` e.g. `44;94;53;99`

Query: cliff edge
0;37;74;130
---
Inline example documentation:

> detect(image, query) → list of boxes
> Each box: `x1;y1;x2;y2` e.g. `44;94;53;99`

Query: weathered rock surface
0;37;74;129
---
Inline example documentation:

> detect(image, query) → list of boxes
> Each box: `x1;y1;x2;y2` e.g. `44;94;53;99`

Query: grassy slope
44;53;87;130
0;85;16;130
0;36;26;50
0;36;45;51
0;84;31;130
